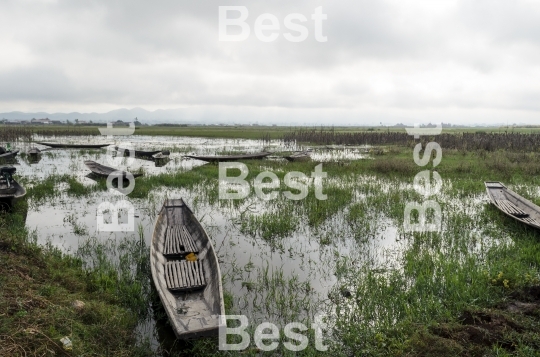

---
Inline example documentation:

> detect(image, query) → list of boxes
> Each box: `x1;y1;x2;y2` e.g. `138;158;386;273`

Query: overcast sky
1;0;539;125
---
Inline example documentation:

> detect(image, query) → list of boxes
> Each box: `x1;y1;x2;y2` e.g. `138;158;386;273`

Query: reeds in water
284;129;540;152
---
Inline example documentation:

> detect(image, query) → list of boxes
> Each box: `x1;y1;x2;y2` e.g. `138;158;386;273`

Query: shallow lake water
7;135;478;353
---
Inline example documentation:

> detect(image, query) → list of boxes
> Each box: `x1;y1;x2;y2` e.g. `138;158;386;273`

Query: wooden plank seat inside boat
165;260;207;292
495;200;529;217
164;225;199;257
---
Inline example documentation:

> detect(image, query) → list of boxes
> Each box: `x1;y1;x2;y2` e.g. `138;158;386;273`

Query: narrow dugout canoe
152;150;170;160
185;152;271;162
36;142;111;149
0;150;19;160
115;146;163;157
485;181;540;229
150;198;224;339
84;160;143;178
28;148;41;156
284;151;311;162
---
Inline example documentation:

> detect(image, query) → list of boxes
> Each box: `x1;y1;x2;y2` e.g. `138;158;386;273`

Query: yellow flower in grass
503;279;510;288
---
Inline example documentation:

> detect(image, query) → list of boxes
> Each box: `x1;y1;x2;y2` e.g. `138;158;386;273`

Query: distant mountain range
0;107;313;126
0;108;190;124
0;108;528;127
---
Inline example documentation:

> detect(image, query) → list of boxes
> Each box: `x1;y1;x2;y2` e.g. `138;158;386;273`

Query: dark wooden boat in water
0;150;19;161
115;146;163;157
37;142;111;149
185;152;271;163
284;151;311;162
151;199;224;339
28;148;41;156
0;145;19;160
485;181;540;229
0;166;26;207
84;160;143;179
152;150;170;160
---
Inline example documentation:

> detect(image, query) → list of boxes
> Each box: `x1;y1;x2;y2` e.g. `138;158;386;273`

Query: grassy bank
0;201;152;356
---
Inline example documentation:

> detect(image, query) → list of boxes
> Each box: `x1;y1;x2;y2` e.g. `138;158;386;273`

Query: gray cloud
0;0;539;125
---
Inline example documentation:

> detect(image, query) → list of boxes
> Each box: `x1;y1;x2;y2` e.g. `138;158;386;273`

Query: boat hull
28;148;41;156
185;152;271;163
284;152;311;162
150;199;225;339
0;151;19;160
37;142;110;149
485;181;540;229
84;160;142;178
0;181;26;208
115;147;162;157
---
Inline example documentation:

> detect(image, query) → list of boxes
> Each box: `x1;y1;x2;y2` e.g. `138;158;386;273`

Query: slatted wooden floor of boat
496;199;528;217
164;225;198;257
165;260;206;291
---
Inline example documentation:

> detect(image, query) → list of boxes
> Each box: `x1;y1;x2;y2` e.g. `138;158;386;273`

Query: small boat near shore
115;146;163;157
28;148;41;156
485;181;540;229
0;150;19;161
150;198;224;339
84;160;143;179
37;142;111;149
185;152;271;163
0;166;26;208
284;151;311;162
152;151;170;160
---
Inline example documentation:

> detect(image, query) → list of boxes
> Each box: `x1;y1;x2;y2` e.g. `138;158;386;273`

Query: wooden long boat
485;181;540;229
0;150;19;160
28;148;41;156
115;146;162;157
152;151;170;160
0;166;26;207
151;199;224;339
284;151;311;162
37;142;111;149
185;152;271;163
84;160;143;179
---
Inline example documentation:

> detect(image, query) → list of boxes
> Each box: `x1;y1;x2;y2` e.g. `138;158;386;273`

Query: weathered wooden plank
164;263;170;289
187;261;195;287
199;260;206;286
165;227;171;255
174;226;182;253
179;262;187;288
191;261;200;286
173;262;181;289
182;260;192;287
181;226;198;253
496;200;528;217
165;263;174;289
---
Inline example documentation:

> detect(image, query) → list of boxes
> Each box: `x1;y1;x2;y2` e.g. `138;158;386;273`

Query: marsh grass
0;200;153;356
76;225;152;319
24;174;100;204
6;142;540;356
